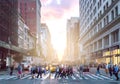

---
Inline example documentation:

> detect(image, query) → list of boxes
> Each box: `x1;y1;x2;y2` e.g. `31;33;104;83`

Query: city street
0;69;120;84
0;0;120;84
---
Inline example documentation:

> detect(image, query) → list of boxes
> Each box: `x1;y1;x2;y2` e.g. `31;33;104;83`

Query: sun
52;37;66;60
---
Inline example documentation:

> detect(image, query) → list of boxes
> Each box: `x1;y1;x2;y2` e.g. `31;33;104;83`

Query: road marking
21;75;31;79
76;74;83;79
86;74;97;80
5;76;17;80
65;76;68;79
42;73;50;80
71;75;76;80
83;76;89;79
91;74;104;80
99;75;113;80
50;73;55;79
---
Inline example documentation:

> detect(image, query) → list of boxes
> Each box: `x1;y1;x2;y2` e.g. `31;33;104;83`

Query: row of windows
86;30;119;52
80;0;118;36
81;4;119;42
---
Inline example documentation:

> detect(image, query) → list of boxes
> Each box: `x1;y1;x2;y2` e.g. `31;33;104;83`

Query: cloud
41;0;78;22
40;0;79;51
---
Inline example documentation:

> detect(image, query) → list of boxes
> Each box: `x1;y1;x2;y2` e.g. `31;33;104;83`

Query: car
21;60;30;70
50;65;57;73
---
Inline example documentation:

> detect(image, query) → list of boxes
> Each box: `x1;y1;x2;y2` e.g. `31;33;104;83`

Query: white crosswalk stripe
50;73;55;79
21;75;31;79
71;75;76;80
0;73;114;81
85;74;97;80
91;74;104;80
98;75;113;80
75;74;83;80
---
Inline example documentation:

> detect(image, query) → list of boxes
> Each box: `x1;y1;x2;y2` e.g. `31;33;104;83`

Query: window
104;35;109;47
103;0;106;2
100;0;102;6
112;30;119;43
111;10;114;20
115;6;118;17
98;2;100;9
94;42;97;51
104;18;106;26
106;2;108;9
104;6;106;11
111;0;115;3
100;22;102;28
100;10;102;16
98;39;102;49
93;7;96;15
93;0;96;5
106;15;109;24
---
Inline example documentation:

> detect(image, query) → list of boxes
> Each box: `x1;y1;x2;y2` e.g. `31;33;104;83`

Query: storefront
102;45;120;65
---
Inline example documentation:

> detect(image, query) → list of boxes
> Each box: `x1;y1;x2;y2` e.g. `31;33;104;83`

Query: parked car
21;60;30;70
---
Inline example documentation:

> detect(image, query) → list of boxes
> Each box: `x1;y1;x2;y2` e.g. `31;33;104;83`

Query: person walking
108;65;113;78
37;65;42;78
31;65;36;79
113;64;119;80
10;65;14;76
55;66;59;78
79;65;84;77
105;64;109;75
17;63;23;78
96;64;100;75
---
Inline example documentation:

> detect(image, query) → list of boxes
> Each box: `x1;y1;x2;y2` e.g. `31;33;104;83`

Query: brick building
0;0;19;69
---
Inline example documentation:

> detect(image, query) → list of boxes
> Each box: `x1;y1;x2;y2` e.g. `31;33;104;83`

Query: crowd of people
54;65;73;78
8;62;120;81
96;63;120;80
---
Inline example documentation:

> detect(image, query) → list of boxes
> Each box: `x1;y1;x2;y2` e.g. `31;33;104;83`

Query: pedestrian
55;66;59;78
113;64;119;80
79;64;84;77
31;65;36;79
108;65;113;78
10;65;14;76
37;65;42;78
96;64;100;75
105;64;109;74
17;63;23;78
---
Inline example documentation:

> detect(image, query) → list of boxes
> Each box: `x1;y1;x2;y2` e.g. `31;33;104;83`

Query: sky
40;0;79;56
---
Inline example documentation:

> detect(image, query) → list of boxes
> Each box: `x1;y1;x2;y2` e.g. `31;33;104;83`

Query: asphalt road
0;71;120;84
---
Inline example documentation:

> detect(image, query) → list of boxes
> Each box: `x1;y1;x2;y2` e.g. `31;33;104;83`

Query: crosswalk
0;73;113;81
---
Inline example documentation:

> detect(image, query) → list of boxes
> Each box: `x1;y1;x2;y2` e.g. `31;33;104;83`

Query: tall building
40;23;52;63
18;0;42;56
79;0;120;65
0;0;19;69
18;0;41;36
66;17;79;62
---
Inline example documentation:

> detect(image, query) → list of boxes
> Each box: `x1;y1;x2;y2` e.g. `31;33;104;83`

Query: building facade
79;0;120;65
40;23;52;63
66;17;79;63
18;0;42;56
0;0;20;69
